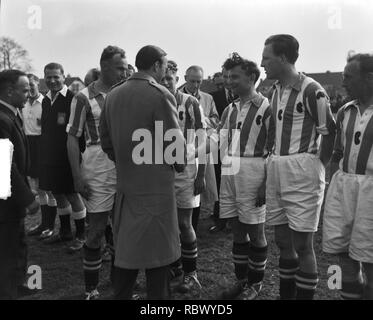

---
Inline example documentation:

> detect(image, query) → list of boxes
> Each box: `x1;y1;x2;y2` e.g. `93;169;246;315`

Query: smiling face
161;69;178;94
44;68;65;94
261;43;283;80
228;65;255;96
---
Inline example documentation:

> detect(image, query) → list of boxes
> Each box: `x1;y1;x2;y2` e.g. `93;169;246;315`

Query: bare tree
0;37;33;72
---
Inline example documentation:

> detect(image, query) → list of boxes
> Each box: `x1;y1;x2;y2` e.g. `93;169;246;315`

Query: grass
23;210;340;300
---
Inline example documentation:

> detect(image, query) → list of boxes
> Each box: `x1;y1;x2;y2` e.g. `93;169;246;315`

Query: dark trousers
113;265;170;300
0;219;27;299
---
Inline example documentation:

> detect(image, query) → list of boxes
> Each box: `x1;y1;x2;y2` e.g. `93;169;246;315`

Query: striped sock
232;242;250;281
279;258;299;300
247;244;267;285
57;205;72;235
181;240;197;274
341;280;364;300
83;244;102;292
295;270;319;300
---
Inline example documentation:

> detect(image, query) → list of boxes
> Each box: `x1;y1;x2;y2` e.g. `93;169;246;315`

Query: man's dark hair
100;45;126;64
347;53;373;76
264;34;299;64
27;73;39;83
135;45;167;71
166;60;178;74
222;52;260;83
0;69;27;93
213;72;223;80
44;62;64;75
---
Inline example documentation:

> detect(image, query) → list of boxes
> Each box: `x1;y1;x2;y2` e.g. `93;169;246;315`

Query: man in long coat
100;45;185;300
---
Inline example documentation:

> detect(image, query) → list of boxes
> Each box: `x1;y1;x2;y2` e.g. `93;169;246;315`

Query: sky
1;0;372;82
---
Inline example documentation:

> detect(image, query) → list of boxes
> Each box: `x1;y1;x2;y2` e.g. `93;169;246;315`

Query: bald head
185;65;204;94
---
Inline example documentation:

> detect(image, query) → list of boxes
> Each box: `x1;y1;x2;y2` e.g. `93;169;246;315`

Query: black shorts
27;135;40;179
39;164;75;194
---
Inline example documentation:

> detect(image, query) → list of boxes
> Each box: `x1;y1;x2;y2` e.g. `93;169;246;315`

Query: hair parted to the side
347;53;373;76
135;45;167;71
222;52;260;83
0;69;27;93
44;62;64;75
100;45;126;64
264;34;299;64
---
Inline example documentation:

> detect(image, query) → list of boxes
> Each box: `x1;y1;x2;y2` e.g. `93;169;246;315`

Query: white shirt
22;94;43;136
46;85;68;106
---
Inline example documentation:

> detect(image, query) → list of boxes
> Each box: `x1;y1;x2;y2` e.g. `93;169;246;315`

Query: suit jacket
211;89;229;119
0;103;34;223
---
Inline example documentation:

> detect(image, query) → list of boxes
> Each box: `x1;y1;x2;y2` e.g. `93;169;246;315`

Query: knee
293;241;313;256
179;219;192;234
275;233;290;252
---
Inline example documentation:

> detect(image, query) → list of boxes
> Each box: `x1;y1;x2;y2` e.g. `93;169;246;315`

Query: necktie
228;90;234;104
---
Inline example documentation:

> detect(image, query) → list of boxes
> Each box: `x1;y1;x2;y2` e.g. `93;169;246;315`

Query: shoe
208;224;225;233
67;238;85;253
27;224;45;236
218;280;247;299
38;229;54;240
85;289;99;300
177;272;202;294
241;282;262;300
43;232;73;244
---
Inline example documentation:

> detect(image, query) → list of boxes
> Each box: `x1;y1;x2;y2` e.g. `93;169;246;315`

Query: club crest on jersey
179;111;184;121
278;109;283;121
354;131;361;145
296;102;303;113
316;91;326;99
256;115;262;125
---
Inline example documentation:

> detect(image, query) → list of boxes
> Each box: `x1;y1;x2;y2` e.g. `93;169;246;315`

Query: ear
184;75;188;82
176;76;179;83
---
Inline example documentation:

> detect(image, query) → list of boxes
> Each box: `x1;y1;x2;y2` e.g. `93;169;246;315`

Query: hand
26;199;40;215
255;182;266;207
74;176;92;200
194;176;206;196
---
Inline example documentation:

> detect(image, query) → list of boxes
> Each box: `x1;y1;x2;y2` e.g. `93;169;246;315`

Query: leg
219;218;250;299
246;223;267;288
66;193;86;240
362;263;373;300
275;224;299;300
292;230;319;300
83;212;109;298
27;189;49;236
0;222;19;300
112;267;139;300
178;208;201;294
146;266;171;300
337;253;364;299
43;194;72;242
191;206;200;233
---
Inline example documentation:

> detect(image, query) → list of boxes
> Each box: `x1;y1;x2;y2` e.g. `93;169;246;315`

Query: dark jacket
211;89;230;119
0;103;34;222
40;89;85;166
